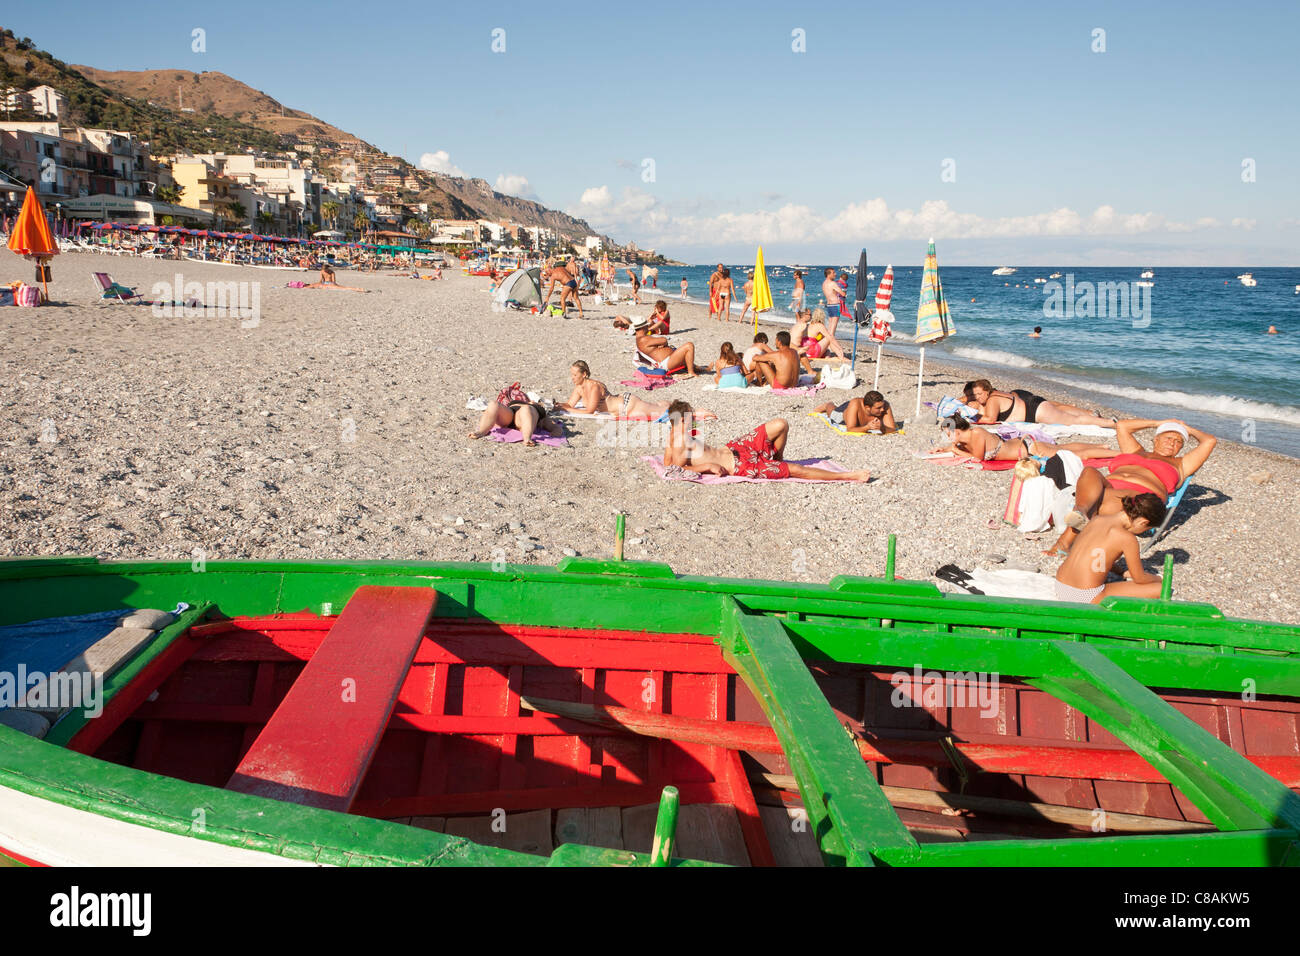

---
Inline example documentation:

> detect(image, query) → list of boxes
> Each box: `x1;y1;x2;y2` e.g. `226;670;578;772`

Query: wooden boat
3;550;1300;867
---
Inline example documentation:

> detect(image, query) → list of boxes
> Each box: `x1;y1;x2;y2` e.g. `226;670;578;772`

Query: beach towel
640;455;848;484
621;372;676;391
807;412;905;437
935;565;1058;601
488;427;568;447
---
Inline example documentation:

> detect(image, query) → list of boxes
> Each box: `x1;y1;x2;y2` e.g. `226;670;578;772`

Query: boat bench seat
225;585;436;813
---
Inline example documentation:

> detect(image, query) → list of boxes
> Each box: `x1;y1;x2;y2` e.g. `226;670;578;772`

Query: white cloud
495;173;537;200
1231;217;1258;230
578;185;612;207
418;150;466;177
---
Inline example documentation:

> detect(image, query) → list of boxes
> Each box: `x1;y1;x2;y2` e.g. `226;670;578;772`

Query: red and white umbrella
869;265;895;388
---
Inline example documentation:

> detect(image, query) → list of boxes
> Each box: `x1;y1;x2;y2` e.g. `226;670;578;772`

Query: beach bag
15;283;41;307
496;382;530;406
818;364;857;389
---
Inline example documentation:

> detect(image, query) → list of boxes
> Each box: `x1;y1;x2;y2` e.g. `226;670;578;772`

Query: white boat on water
866;272;876;280
1140;269;1154;279
1239;273;1257;287
1049;272;1062;279
992;266;1017;276
1033;277;1047;284
1136;280;1154;288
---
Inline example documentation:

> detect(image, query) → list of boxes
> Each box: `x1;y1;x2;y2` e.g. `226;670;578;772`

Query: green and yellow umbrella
751;246;773;333
914;238;955;418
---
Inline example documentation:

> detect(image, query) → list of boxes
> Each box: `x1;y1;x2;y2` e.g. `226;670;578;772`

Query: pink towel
639;455;848;484
620;373;676;391
771;383;826;396
489;427;568;447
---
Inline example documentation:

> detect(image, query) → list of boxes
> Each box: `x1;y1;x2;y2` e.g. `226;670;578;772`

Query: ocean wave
1044;380;1300;426
952;347;1037;369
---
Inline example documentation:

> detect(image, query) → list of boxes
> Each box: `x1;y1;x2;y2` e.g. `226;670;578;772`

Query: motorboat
991;267;1016;276
1239;273;1257;287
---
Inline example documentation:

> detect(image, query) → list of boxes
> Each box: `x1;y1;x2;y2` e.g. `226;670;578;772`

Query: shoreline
2;250;1297;624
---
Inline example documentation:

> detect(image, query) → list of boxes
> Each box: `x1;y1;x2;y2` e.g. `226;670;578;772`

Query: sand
2;249;1297;624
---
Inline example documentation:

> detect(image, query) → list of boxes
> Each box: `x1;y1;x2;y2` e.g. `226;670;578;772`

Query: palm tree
353;209;369;240
321;200;341;230
256;210;275;234
155;184;183;205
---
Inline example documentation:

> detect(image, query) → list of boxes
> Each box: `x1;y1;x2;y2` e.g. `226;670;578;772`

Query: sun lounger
91;272;144;304
1140;478;1190;555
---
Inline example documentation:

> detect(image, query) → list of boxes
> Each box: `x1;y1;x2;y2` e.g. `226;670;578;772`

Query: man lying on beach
814;390;900;434
554;361;717;420
750;331;813;388
790;308;848;360
634;320;699;377
663;402;871;482
1054;493;1166;603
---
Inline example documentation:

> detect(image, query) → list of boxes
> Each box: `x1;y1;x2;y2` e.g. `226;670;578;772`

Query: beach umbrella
870;265;896;388
7;187;59;298
850;248;869;368
751;246;774;333
913;238;955;419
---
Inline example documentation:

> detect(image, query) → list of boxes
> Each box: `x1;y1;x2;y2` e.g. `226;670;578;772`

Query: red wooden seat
225;586;437;812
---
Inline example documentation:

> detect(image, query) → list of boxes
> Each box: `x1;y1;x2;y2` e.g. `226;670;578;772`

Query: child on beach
710;343;748;389
1053;493;1167;603
680;277;688;300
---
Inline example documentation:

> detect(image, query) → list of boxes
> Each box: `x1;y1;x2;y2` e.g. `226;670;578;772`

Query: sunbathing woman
468;391;564;448
931;418;1115;461
553;361;717;420
969;379;1115;428
710;343;748;389
1046;419;1216;555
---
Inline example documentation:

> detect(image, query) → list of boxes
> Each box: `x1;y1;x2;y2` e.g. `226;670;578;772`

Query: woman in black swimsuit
969;379;1115;428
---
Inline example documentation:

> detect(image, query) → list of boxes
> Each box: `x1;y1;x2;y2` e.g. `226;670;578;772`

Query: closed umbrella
913;238;955;419
851;248;869;368
870;265;896;388
7;187;59;298
751;246;773;333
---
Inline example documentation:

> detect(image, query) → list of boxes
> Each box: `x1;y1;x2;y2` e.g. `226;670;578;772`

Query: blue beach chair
1140;478;1190;555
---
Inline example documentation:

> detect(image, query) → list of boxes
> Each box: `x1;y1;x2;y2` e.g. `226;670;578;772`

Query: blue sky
8;0;1299;263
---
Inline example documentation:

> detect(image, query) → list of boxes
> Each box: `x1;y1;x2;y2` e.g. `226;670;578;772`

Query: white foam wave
952;347;1037;369
1044;379;1300;426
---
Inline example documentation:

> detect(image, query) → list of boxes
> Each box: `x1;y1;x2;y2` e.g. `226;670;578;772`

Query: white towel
466;397;489;411
968;568;1059;600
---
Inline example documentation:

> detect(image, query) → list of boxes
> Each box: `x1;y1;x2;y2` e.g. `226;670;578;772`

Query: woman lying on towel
931;418;1113;461
1046;419;1216;555
663;402;871;482
1054;493;1167;603
469;383;564;448
553;361;716;420
966;379;1114;428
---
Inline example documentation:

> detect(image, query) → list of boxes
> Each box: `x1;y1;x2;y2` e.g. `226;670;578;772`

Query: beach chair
92;272;145;304
1140;478;1190;555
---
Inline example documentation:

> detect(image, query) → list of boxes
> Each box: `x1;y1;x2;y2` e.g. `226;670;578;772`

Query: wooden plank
443;808;553;856
723;749;776;867
225;586;436;812
759;805;825;867
555;807;623;850
621;803;750;866
1033;641;1300;833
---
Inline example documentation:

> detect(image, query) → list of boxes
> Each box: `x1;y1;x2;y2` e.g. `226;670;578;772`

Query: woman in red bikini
1047;419;1216;555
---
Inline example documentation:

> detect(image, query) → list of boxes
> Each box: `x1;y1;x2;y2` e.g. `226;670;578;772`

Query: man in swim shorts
662;402;871;481
634;321;699;377
750;331;812;388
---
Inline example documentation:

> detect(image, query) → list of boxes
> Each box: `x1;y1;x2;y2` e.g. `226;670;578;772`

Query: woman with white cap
1047;419;1216;555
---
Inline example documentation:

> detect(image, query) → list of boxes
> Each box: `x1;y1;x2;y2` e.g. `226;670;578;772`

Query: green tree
321;200;340;230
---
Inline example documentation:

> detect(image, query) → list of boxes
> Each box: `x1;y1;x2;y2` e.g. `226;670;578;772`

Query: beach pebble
1247;470;1272;484
562;548;577;557
984;554;1006;564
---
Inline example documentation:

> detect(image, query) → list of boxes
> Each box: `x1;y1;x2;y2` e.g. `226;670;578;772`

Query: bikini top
994;396;1014;423
1109;453;1180;493
719;365;743;376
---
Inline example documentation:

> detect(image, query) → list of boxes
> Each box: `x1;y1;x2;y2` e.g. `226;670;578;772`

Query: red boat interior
70;587;1300;865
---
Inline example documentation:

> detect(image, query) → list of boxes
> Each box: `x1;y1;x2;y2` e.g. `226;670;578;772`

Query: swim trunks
725;423;790;479
565;279;577;289
1054;578;1105;603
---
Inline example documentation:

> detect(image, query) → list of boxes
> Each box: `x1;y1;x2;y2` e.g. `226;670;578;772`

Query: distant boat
1136;281;1154;288
992;266;1017;276
1049;272;1062;279
1239;273;1257;287
1033;277;1047;284
1140;269;1154;279
866;272;876;280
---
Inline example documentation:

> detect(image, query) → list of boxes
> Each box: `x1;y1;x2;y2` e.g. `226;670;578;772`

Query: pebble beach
2;249;1297;624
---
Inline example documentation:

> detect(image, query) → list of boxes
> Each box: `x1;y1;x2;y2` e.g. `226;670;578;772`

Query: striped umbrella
869;264;896;388
914;238;955;418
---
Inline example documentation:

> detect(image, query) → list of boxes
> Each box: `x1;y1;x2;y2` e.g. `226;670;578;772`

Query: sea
627;264;1300;459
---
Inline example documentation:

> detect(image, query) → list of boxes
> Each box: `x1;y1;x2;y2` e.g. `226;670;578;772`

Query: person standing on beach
627;268;642;305
791;270;805;313
717;268;735;321
822;268;844;338
708;263;723;319
680;276;689;300
739;271;755;324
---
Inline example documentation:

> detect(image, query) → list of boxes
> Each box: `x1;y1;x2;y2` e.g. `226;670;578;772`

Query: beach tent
914;239;955;419
492;267;542;309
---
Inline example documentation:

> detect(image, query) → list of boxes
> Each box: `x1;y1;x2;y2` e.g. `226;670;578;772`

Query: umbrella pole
873;345;883;390
915;347;925;421
851;310;859;370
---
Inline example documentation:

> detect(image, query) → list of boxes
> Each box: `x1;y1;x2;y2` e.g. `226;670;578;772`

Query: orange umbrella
8;187;59;298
